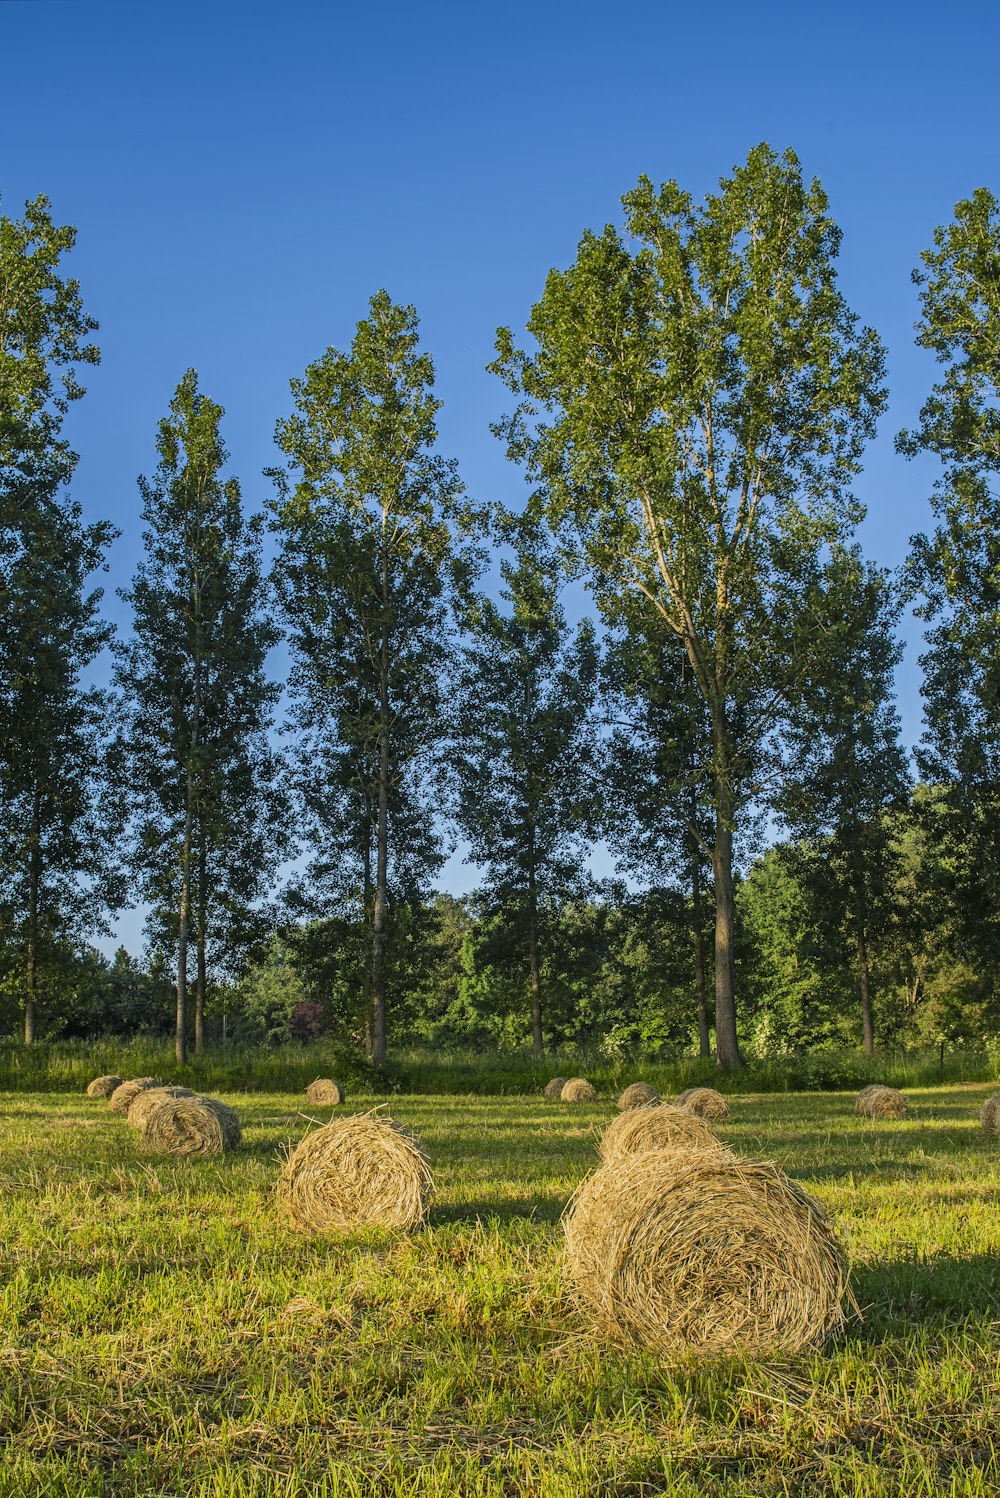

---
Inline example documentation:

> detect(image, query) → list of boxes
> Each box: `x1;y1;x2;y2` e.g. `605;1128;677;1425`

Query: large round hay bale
855;1084;907;1119
563;1148;848;1358
600;1103;726;1165
86;1074;124;1099
305;1078;345;1106
675;1086;730;1122
980;1095;1000;1136
617;1082;660;1112
126;1085;195;1131
141;1094;242;1156
108;1078;161;1116
280;1114;433;1234
561;1078;597;1103
543;1077;568;1101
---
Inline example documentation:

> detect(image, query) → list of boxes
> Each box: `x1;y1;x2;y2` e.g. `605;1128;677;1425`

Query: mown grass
1;1083;999;1495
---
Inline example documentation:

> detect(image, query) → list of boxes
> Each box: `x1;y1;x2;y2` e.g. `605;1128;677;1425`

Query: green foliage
115;371;285;1013
492;143;887;1067
899;188;1000;977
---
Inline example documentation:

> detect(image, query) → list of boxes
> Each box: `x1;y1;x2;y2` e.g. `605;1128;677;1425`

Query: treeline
1;147;998;1071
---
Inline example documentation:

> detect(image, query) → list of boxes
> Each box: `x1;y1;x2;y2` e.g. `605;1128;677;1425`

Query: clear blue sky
4;0;998;946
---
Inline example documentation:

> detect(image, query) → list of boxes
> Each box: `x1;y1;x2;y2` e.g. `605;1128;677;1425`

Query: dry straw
108;1078;161;1116
305;1078;346;1106
600;1103;725;1165
675;1086;730;1122
280;1113;433;1234
563;1147;849;1358
855;1084;908;1119
561;1078;598;1103
543;1077;568;1101
617;1082;661;1112
141;1094;242;1156
86;1074;124;1099
126;1085;195;1131
980;1095;1000;1136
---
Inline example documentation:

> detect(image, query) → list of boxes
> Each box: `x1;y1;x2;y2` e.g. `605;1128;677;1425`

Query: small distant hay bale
141;1094;242;1156
108;1078;161;1116
675;1086;730;1122
563;1148;849;1358
617;1082;661;1112
543;1077;568;1101
86;1074;124;1099
600;1103;726;1165
305;1078;346;1106
561;1078;597;1103
855;1084;907;1119
280;1113;433;1234
126;1085;196;1131
980;1095;1000;1136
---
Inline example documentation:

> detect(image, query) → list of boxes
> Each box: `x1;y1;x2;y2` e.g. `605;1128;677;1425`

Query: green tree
491;145;886;1068
272;291;469;1064
778;549;911;1054
116;371;284;1062
451;519;600;1056
898;188;1000;971
0;193;117;1042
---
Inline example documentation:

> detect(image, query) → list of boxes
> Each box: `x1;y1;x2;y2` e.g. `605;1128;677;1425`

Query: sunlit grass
1;1085;999;1495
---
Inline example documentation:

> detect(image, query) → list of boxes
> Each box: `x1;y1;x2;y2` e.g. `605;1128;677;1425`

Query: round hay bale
86;1074;124;1099
617;1082;661;1112
126;1085;196;1131
563;1148;849;1358
305;1078;346;1106
141;1094;242;1156
543;1077;569;1101
675;1086;730;1122
600;1103;727;1165
980;1095;1000;1136
279;1113;433;1234
855;1084;907;1119
108;1078;161;1116
561;1078;597;1103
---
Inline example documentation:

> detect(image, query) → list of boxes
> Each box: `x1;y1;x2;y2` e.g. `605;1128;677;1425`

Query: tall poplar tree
117;371;283;1062
491;145;886;1068
272;291;467;1064
451;518;600;1057
0;194;117;1042
778;549;911;1054
899;188;1000;966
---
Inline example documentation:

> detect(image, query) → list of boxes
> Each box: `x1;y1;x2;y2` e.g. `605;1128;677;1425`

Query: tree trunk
527;848;543;1059
24;807;40;1045
692;848;710;1058
177;795;191;1066
856;918;875;1057
370;522;390;1067
712;762;741;1070
194;840;206;1054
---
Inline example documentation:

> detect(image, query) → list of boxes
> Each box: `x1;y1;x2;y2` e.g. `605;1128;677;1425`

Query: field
2;1085;999;1497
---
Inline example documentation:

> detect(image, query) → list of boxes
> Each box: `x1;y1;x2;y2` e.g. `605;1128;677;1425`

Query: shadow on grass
850;1249;1000;1338
429;1192;567;1226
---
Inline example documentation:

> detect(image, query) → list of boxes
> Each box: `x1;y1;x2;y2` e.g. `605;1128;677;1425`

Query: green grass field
2;1085;999;1497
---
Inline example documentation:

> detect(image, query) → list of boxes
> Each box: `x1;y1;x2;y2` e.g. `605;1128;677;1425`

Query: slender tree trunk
711;728;741;1069
371;522;390;1067
177;788;192;1066
857;925;874;1057
692;845;710;1058
194;841;206;1054
526;845;543;1059
25;832;39;1046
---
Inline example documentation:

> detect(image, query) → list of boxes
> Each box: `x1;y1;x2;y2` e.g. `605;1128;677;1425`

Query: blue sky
4;0;999;948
